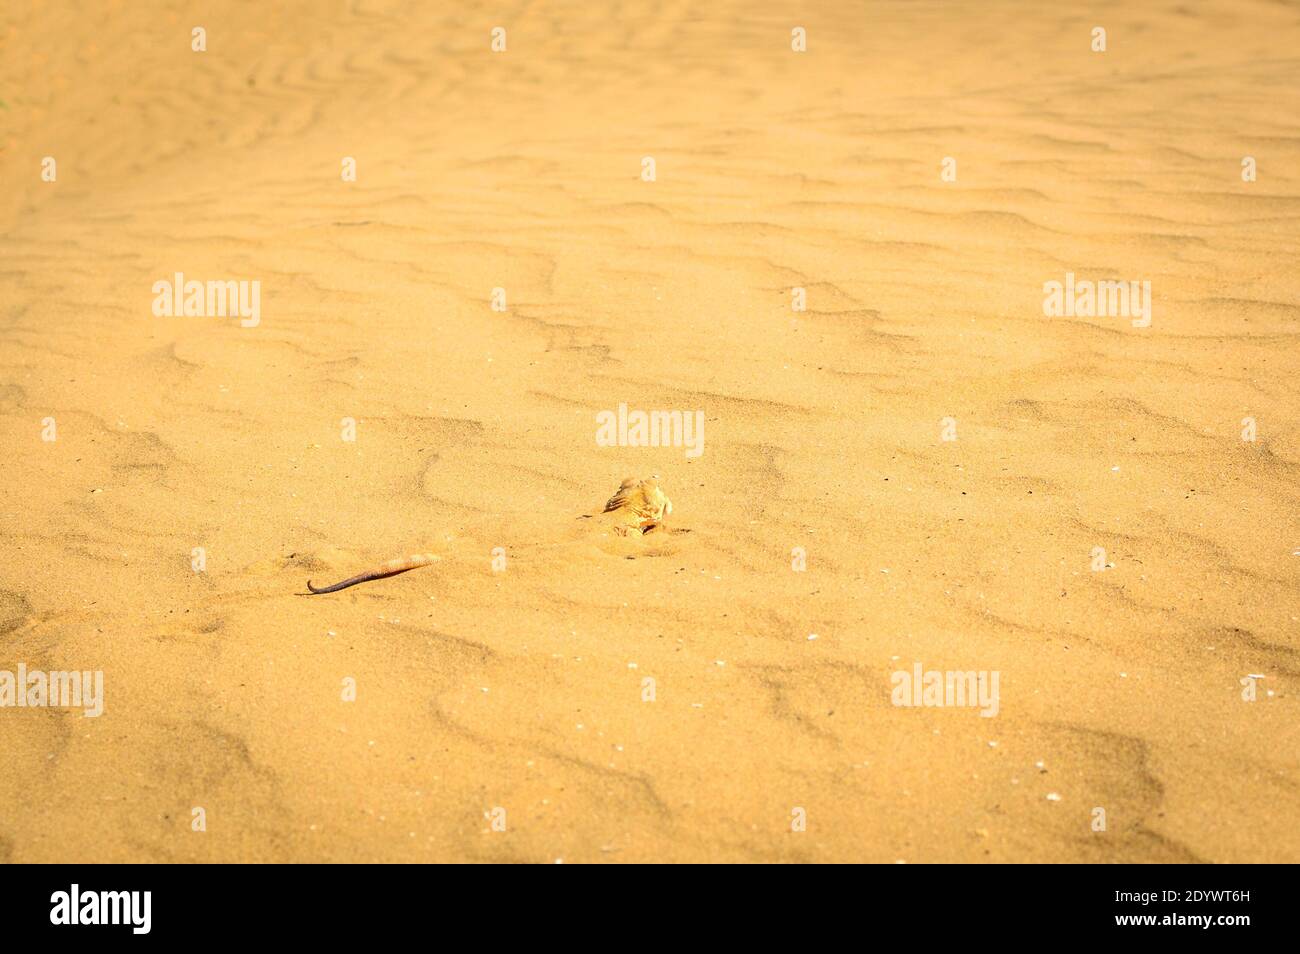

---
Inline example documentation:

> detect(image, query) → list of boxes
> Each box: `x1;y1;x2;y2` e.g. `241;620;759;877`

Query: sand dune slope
0;1;1297;862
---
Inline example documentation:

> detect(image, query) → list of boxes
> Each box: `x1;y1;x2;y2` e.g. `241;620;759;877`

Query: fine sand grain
0;1;1297;862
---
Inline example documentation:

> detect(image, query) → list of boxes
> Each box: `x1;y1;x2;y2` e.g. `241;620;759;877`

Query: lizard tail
307;553;440;594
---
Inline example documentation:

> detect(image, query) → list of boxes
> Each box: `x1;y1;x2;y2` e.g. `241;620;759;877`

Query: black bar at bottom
0;863;1290;942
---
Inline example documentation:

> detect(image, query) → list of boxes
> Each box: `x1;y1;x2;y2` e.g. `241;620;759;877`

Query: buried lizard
305;476;673;594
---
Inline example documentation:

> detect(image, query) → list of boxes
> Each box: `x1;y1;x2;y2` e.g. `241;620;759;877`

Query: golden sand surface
0;1;1296;862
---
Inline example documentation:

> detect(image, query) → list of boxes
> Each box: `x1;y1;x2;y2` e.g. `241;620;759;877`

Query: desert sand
1;0;1297;863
